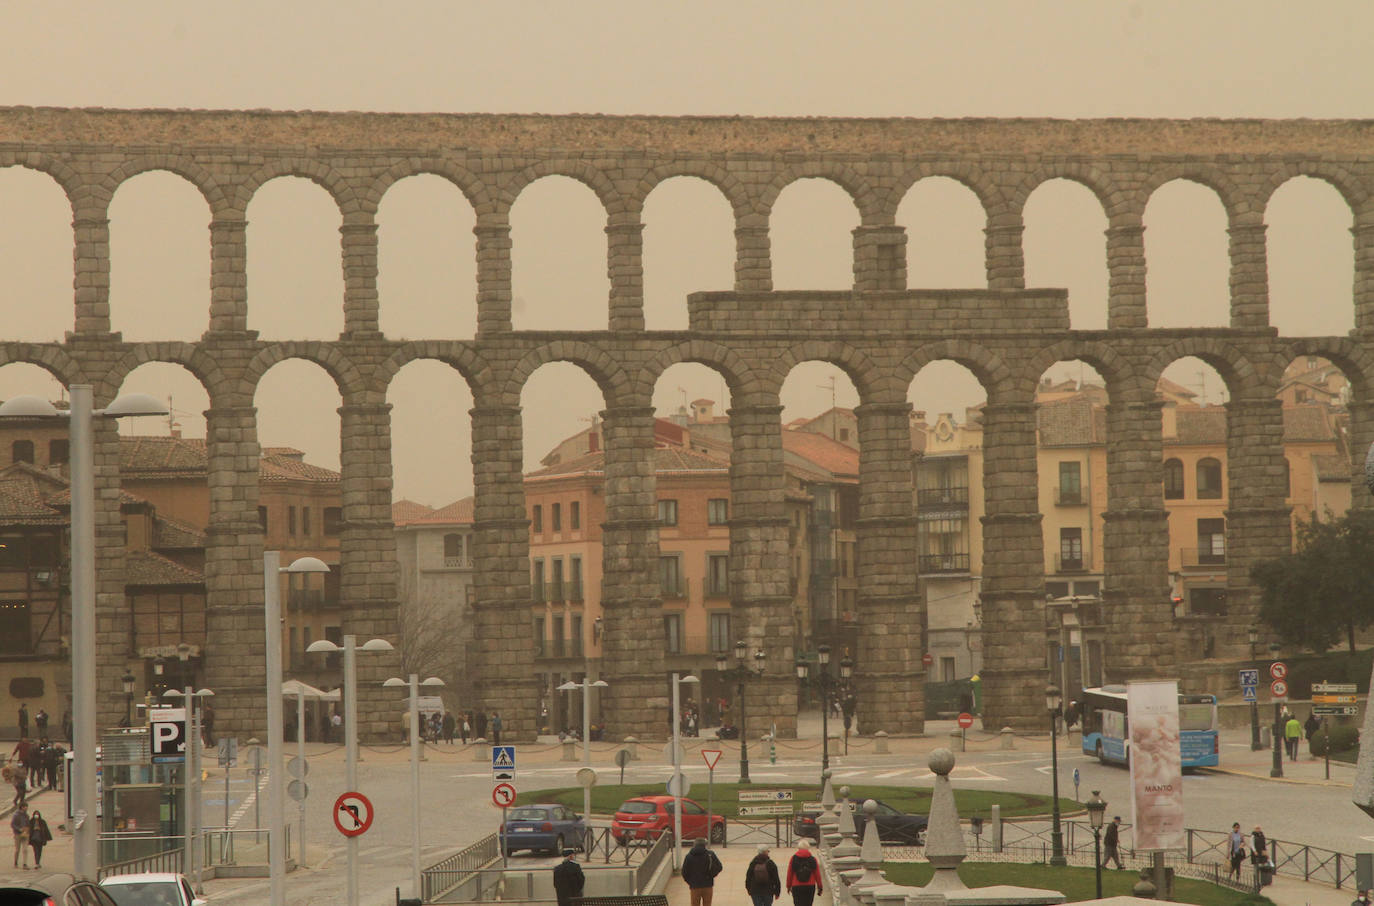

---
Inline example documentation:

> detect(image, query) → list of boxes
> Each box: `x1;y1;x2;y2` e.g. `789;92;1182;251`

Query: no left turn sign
333;791;374;837
492;782;517;808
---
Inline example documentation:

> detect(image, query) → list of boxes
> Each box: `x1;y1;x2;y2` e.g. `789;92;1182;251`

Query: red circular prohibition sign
333;790;375;837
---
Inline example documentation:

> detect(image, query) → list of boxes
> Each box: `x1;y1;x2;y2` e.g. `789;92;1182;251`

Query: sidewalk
664;842;831;906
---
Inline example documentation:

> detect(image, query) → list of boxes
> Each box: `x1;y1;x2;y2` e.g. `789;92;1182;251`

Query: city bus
1078;685;1220;769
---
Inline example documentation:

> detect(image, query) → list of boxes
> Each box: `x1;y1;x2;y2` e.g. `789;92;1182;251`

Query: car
499;803;588;856
794;798;926;845
3;873;120;906
612;795;726;846
98;872;206;906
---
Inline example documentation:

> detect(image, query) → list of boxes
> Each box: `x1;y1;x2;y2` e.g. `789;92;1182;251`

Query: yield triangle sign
702;749;722;771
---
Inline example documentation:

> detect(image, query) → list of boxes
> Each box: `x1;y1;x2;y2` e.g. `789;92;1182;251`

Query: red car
612;795;726;845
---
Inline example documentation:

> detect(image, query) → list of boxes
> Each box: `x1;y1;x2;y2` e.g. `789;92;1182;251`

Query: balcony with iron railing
1054;485;1086;506
703;577;730;599
1054;552;1091;573
443;555;473;569
664;633;732;656
917;486;969;509
919;552;971;574
660;576;689;600
1181;546;1227;568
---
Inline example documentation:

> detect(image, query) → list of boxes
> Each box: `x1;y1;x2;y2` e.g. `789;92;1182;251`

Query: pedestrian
201;703;216;746
786;839;822;906
1305;711;1322;754
745;844;782;906
10;761;27;808
27;809;50;870
11;800;29;868
1251;825;1267;868
1284;713;1302;761
1227;822;1247;880
33;709;47;738
681;837;723;906
461;714;471;745
552;847;585;906
442;711;456;745
330;710;343;744
1352;890;1371;906
475;710;488;740
492;712;503;745
60;710;71;743
1101;815;1123;869
17;703;27;740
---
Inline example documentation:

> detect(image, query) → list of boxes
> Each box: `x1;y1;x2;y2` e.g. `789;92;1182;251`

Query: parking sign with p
150;708;187;763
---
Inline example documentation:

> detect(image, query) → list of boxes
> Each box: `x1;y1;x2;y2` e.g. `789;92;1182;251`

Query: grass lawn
882;862;1275;906
514;783;1077;819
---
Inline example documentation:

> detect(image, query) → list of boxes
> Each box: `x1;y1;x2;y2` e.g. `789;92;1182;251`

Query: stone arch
1135;165;1243;217
1023;339;1136;398
378;341;490;398
498;340;631;409
505;159;624;216
773;340;888;403
636;339;762;402
1258;164;1368;214
99;155;229;215
633;161;752;222
888;162;999;221
1011;162;1120;218
105;343;225;396
759;163;877;224
237;158;362;218
1141;337;1261;401
368;159;493;216
0;153;82;210
1276;337;1374;403
240;343;367;401
0;343;84;386
898;339;1010;395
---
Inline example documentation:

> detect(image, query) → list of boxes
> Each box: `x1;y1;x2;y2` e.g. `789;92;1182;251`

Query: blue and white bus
1079;685;1220;769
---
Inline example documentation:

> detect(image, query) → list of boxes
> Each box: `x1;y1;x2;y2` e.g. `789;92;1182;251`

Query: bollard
874;730;889;755
622;736;639;760
561;740;577;762
991;804;1002;853
1000;727;1015;750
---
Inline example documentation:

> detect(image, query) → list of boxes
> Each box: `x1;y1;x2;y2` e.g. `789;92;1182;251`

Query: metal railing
634;829;672;893
422;832;502;903
97;826;290;881
98;836;184;880
1180;546;1227;567
917;486;969;507
1054;486;1085;506
919;553;970;574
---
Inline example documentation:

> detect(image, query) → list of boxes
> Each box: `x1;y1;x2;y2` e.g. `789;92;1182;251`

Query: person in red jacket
786;839;822;906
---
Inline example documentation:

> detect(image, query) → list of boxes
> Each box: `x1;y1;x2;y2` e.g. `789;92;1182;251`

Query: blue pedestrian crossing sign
1239;668;1259;688
492;746;516;780
1241;685;1257;702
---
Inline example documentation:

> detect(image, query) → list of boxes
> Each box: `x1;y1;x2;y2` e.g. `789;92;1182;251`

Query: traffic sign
1314;705;1359;716
1239;669;1260;688
492;782;517;807
1313;694;1357;704
1270;662;1288;680
288;756;309;778
666;772;691;797
150;709;187;763
738;789;793;802
1242;686;1257;703
957;712;974;729
492;745;516;781
1313;682;1357;694
739;804;794;817
577;768;597;788
922;653;934;667
1271;679;1289;699
287;779;309;802
217;737;238;768
333;791;374;837
702;749;722;771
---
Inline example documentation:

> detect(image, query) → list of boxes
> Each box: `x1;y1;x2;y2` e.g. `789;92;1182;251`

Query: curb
1198;766;1351;787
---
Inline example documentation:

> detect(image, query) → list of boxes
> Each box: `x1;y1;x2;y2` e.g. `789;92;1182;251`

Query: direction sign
492;782;517;807
333;791;374;837
1313;694;1357;704
492;745;516;781
1313;682;1357;694
738;789;793;802
1242;685;1257;703
1239;669;1260;688
1314;705;1360;716
957;712;974;729
1270;662;1288;680
739;804;794;817
1271;679;1289;699
701;749;722;771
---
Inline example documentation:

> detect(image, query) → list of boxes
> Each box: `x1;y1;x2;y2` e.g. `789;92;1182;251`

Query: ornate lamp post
1248;625;1262;750
1086;789;1107;898
795;644;853;781
716;640;764;783
1046;683;1067;866
121;671;136;727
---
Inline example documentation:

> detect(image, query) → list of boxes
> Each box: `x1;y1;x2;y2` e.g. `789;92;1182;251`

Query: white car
98;873;205;906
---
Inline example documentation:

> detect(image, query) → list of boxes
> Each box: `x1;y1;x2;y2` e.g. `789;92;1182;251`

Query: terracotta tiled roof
120;436;209;477
1313;454;1352;481
392;499;435;525
1171;408;1227;445
1282;406;1336;443
125;550;203;587
1155;377;1199;401
152;515;206;549
402;497;476;526
527;446;729;480
260;448;341;483
780;430;859;479
0;476;66;524
1037;397;1106;447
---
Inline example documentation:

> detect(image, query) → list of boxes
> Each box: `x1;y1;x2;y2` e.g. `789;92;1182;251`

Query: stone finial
834;786;860;859
853;799;887;890
821;769;836;810
921;747;967;893
1132;869;1157;899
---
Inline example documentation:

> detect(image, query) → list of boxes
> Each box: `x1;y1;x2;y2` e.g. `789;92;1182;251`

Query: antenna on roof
816;375;838;438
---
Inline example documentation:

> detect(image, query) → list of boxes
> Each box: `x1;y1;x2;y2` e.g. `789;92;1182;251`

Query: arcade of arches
3;108;1373;740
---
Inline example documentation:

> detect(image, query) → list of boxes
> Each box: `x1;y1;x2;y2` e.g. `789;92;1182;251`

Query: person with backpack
746;844;782;906
681;837;724;906
786;839;823;906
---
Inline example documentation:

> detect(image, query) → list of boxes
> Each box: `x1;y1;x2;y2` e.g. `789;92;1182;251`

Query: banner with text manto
1127;680;1184;850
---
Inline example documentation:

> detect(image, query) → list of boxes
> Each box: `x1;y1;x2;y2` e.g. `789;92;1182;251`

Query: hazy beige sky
0;0;1370;505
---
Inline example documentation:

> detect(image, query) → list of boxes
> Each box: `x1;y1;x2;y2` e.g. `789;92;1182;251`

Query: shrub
1309;723;1359;756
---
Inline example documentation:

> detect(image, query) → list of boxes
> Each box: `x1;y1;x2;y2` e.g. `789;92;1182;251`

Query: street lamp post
557;676;609;823
716;641;765;784
1046;684;1067;866
1086;790;1107;899
795;645;853;782
307;635;394;906
264;552;330;906
0;387;167;879
164;685;213;894
1248;625;1262;751
669;672;699;872
385;673;445;902
121;672;135;727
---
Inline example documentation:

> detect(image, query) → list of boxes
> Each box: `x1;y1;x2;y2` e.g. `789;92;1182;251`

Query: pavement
663;841;831;906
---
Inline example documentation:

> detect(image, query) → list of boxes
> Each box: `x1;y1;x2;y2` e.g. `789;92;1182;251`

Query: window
658;499;679;526
532;505;543;533
289;627;297;670
534;617;546;657
444;533;463;558
1283;458;1291;497
48;439;68;465
532;559;545;601
571;501;581;530
1197;518;1225;564
659;555;683;597
302;507;311;536
569;556;583;601
1059;528;1083;570
706;554;729;597
708;498;728;525
1196;458;1223;499
572;615;583;657
708;612;731;653
0;601;30;654
258;506;269;532
1190;587;1228;616
288;506;297;536
11;440;33;464
551;558;564;601
324;507;342;535
1058;462;1082;504
839;428;850;442
940;657;955;683
1163;459;1184;499
663;614;683;653
552;615;565;657
1044;581;1069;599
552;503;562;532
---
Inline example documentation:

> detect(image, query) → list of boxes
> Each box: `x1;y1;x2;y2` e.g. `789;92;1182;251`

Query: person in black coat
1101;816;1123;869
745;845;782;906
681;837;723;906
553;848;585;906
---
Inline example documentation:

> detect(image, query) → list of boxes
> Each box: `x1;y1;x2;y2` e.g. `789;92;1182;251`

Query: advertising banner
1127;680;1184;850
